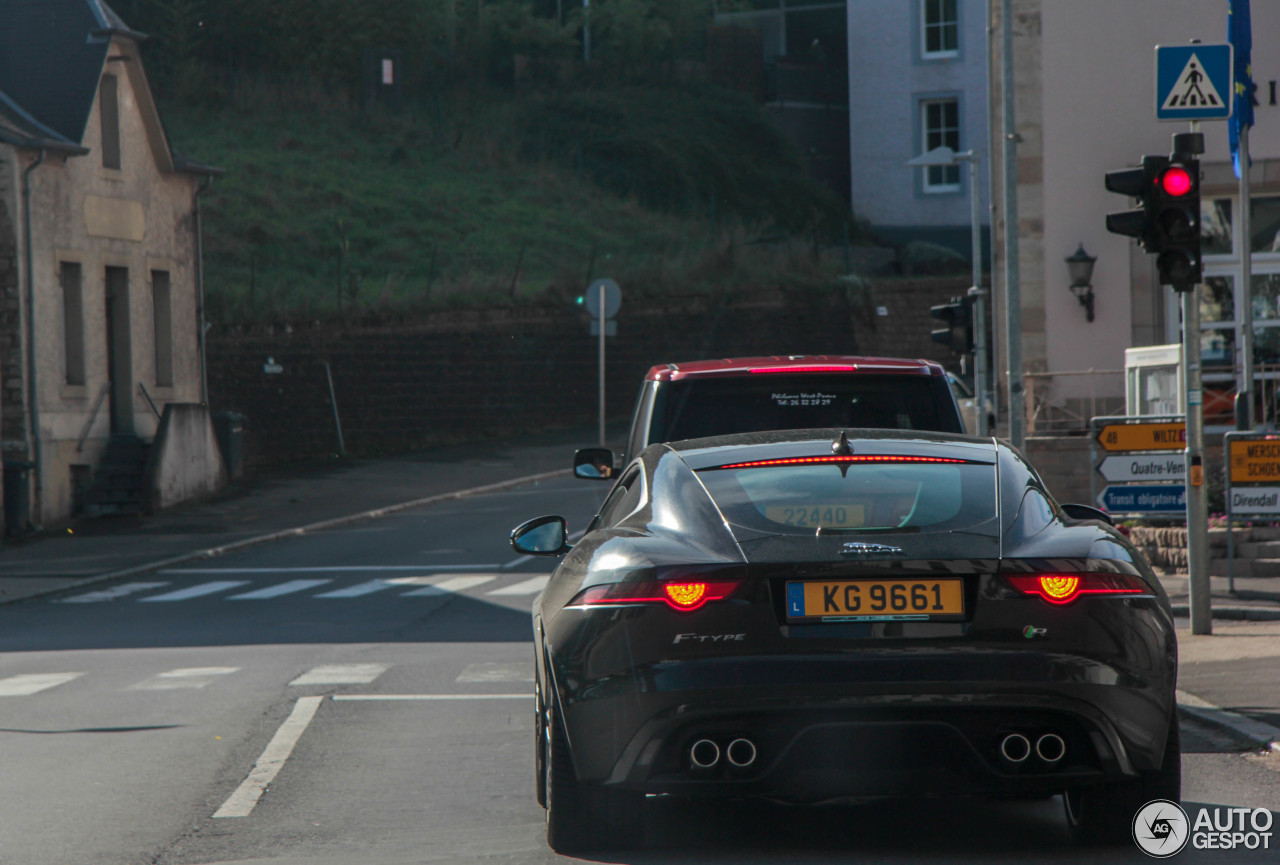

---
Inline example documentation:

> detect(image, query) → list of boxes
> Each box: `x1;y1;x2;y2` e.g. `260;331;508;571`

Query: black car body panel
528;430;1177;808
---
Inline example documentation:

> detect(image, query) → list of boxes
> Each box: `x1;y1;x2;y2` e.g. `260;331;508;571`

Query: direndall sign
1229;438;1280;483
1230;487;1280;515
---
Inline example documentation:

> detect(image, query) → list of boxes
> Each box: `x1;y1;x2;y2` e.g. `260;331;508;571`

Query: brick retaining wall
205;279;970;468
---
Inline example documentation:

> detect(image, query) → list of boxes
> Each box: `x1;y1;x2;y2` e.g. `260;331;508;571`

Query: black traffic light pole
1104;132;1210;634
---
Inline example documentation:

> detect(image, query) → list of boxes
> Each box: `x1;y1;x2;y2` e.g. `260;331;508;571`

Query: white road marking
228;580;332;600
213;696;323;818
160;565;500;574
487;575;550;596
401;575;497;596
140;581;249;602
0;672;84;696
456;662;533;683
332;694;530;701
313;580;396;599
58;582;170;603
289;664;389;686
130;667;240;690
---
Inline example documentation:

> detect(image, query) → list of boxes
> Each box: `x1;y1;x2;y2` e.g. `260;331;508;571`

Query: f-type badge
840;542;904;557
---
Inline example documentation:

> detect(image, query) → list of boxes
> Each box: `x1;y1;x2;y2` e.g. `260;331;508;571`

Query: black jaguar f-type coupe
511;430;1179;853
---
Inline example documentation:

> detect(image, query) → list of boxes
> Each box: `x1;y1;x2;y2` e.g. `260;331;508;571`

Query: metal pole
1183;286;1211;634
1000;0;1024;449
598;282;606;447
967;156;988;435
1238;124;1254;428
322;361;346;458
582;0;591;63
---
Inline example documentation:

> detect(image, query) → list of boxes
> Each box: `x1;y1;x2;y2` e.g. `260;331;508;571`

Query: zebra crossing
0;661;532;699
55;571;551;605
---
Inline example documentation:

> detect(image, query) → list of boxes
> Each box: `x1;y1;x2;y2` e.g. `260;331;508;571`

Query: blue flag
1229;0;1254;178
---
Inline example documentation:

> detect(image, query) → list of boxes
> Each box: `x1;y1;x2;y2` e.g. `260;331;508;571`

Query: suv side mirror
510;515;571;556
1061;503;1114;526
573;447;616;480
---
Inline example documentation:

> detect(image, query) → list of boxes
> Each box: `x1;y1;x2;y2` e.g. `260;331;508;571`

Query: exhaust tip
689;738;721;770
1000;732;1031;763
725;737;758;769
1035;732;1066;764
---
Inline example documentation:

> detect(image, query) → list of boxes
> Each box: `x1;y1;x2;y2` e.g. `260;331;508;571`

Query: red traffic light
1160;165;1193;197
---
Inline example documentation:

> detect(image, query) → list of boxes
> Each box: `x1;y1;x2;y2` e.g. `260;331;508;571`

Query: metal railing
1023;368;1125;437
76;384;110;452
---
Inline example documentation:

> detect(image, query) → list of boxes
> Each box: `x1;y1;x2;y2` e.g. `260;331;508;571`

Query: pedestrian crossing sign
1156;43;1232;121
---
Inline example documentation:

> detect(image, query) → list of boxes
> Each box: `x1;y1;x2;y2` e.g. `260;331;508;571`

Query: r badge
1023;625;1048;639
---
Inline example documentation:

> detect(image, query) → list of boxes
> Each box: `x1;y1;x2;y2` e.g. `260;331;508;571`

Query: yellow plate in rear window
764;505;867;528
785;578;964;622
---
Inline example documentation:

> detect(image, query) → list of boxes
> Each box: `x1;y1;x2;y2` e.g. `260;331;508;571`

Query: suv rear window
696;460;996;534
653;374;952;443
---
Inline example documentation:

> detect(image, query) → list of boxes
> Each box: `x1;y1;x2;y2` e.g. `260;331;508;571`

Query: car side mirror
1061;503;1114;526
510;515;571;556
573;447;616;480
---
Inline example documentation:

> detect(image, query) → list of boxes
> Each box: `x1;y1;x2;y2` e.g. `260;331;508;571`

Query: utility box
1125;344;1184;417
212;411;245;480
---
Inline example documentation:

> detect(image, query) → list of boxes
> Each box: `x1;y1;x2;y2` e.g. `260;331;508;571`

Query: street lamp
907;145;989;435
1065;243;1097;322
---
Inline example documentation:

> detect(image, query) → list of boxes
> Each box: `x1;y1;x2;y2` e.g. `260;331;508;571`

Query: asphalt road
0;475;1277;865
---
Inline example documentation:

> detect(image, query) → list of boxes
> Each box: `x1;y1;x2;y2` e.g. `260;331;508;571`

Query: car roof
643;355;946;382
658;428;999;471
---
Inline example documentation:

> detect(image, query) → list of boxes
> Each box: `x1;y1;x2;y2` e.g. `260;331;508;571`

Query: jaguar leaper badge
840;542;904;556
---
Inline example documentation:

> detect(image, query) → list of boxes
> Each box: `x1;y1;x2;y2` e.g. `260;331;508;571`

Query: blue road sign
1156;44;1232;121
1098;484;1187;513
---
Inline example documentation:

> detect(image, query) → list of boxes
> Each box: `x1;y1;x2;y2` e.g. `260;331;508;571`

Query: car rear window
695;459;996;534
653;374;954;442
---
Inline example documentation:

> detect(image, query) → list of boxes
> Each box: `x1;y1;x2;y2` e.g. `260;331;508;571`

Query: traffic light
1104;155;1167;250
930;296;973;354
1151;158;1201;291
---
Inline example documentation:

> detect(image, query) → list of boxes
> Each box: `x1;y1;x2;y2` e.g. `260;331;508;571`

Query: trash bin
3;459;35;538
211;411;245;480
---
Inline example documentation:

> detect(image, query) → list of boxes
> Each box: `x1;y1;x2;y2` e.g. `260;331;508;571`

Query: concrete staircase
83;434;149;516
1130;525;1280;578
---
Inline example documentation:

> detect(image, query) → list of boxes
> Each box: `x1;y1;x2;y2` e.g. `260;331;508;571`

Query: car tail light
749;365;857;374
710;455;969;470
1005;573;1150;605
569;579;742;612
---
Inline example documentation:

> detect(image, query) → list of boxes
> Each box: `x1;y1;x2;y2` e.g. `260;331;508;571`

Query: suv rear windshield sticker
771;392;837;407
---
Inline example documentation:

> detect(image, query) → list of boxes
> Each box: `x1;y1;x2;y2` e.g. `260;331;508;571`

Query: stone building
0;0;222;531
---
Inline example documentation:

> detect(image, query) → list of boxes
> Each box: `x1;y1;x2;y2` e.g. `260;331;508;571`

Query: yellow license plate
785;578;965;622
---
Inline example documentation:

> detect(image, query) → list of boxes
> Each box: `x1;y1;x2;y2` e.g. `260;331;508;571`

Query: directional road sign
1098;484;1186;514
1096;421;1186;452
1156;44;1232;122
1097;454;1185;483
1228;437;1280;484
584;278;621;318
1230;486;1280;515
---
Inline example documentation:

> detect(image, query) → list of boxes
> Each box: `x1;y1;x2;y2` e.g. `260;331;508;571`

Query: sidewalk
0;424;607;605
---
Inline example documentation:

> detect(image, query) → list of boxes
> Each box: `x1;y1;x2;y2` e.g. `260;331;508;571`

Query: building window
152;270;173;387
100;74;121;170
61;262;85;385
921;98;961;192
922;0;958;59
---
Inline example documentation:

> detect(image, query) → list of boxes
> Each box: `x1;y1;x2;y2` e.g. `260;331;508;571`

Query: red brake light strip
749;365;857;374
710;455;969;470
570;580;742;612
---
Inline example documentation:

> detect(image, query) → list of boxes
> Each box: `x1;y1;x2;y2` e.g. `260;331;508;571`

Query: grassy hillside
163;83;855;323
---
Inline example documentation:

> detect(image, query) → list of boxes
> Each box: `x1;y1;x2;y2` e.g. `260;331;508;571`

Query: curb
1176;688;1280;753
1169;603;1280;621
2;468;571;607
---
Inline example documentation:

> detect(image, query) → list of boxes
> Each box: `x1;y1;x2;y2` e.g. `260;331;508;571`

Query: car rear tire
544;696;643;853
534;666;547;808
1064;717;1181;845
